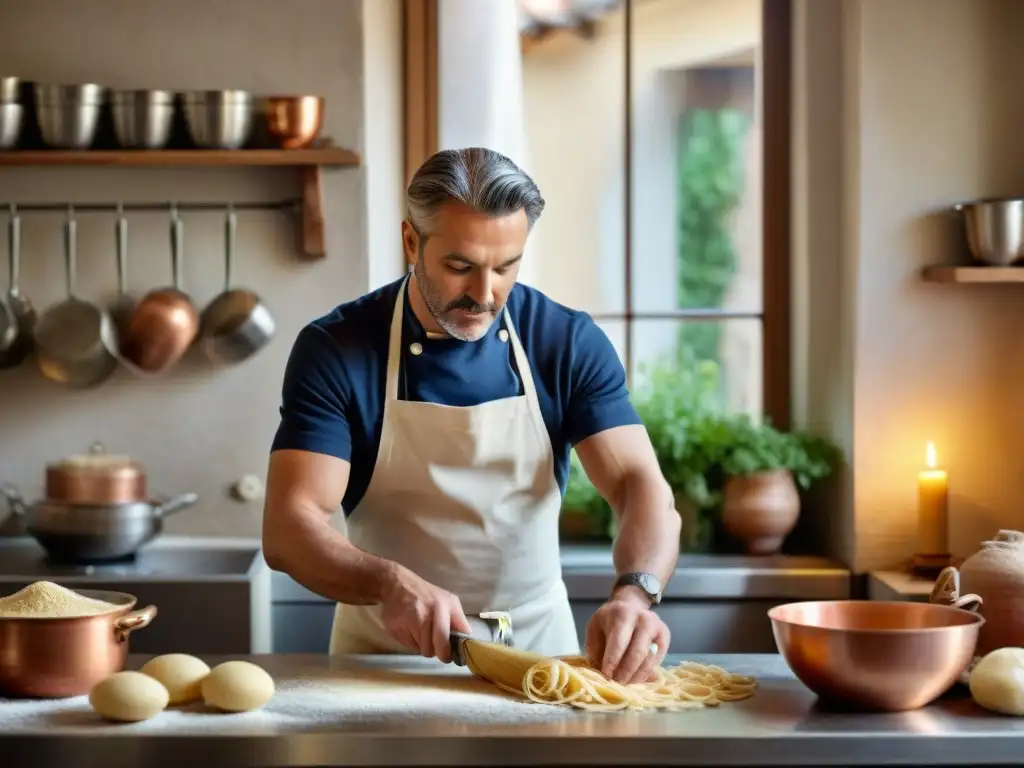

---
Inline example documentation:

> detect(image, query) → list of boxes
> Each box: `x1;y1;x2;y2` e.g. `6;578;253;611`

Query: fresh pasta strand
461;641;757;712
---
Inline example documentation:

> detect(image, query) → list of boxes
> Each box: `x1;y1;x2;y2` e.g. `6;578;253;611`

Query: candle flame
925;441;937;469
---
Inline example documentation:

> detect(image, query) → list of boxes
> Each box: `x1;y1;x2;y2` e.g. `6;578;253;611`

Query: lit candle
917;441;949;555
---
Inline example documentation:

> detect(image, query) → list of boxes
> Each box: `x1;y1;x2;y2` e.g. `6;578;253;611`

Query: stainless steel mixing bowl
34;82;105;149
111;89;175;149
954;198;1024;266
180;89;253;149
0;103;22;149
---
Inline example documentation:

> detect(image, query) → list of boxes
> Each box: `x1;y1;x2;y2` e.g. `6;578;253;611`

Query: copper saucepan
119;205;198;374
0;589;156;698
45;441;147;505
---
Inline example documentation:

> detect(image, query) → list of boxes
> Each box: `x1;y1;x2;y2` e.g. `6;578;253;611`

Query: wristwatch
613;572;663;605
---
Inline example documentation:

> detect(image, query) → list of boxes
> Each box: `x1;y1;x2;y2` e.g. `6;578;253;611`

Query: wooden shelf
0;148;360;167
0;147;362;258
922;266;1024;283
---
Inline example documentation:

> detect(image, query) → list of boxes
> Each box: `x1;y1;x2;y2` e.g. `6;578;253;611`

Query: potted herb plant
714;414;841;554
630;354;728;552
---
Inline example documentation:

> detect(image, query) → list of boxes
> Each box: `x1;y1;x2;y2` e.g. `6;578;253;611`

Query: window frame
401;0;792;428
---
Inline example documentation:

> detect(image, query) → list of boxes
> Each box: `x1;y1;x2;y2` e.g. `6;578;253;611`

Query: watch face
638;573;661;596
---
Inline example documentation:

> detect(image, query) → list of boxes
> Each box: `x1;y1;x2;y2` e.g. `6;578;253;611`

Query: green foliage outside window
675;106;751;372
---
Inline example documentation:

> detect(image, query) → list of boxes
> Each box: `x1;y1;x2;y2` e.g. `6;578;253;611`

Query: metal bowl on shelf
34;82;105;149
769;600;983;712
953;198;1024;266
180;89;254;149
0;103;22;149
265;94;324;149
0;76;20;104
110;89;175;149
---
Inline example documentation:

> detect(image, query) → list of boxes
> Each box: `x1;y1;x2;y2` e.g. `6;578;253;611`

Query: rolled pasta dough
90;671;169;722
141;653;211;705
970;647;1024;715
201;660;275;712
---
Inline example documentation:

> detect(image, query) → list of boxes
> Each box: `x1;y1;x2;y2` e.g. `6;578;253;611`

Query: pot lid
49;442;140;471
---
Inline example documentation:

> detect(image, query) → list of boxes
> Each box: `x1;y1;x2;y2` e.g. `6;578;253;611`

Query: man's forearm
611;471;680;590
264;504;400;606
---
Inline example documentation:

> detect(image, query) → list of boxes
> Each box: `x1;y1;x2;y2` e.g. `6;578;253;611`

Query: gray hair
406;147;546;238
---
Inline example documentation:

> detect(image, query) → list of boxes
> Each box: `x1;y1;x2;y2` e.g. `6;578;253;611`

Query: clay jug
721;469;800;555
956;530;1024;655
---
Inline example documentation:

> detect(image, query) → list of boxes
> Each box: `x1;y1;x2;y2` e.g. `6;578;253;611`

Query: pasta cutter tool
450;610;513;666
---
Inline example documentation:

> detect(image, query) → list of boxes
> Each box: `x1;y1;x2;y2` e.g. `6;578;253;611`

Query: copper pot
0;589;156;698
769;600;983;711
44;442;147;505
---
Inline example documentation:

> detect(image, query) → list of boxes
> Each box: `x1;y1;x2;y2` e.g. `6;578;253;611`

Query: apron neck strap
387;276;540;409
384;276;408;402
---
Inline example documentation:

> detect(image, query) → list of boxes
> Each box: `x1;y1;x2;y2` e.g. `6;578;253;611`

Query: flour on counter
0;664;577;733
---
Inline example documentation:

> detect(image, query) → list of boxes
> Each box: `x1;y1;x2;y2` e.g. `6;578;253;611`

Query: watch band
613;571;663;605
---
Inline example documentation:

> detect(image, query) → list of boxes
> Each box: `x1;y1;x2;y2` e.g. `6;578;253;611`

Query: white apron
328;276;580;658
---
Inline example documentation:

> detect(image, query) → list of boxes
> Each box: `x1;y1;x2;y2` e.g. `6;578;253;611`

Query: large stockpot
0;485;198;564
0;589;156;698
45;442;147;505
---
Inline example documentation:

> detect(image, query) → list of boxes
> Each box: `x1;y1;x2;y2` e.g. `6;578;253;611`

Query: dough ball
140;654;211;705
970;647;1024;715
201;660;275;713
89;671;169;722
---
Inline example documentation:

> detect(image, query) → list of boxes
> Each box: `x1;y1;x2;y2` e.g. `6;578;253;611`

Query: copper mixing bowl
769;600;983;712
265;95;324;149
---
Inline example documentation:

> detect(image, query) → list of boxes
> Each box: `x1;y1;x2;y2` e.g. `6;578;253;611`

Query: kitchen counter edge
1;652;1017;768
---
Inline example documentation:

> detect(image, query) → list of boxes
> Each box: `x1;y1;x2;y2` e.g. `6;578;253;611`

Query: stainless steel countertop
560;546;851;600
1;652;1018;767
273;545;852;603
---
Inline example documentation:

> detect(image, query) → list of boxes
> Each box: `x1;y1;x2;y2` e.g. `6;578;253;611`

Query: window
404;0;791;427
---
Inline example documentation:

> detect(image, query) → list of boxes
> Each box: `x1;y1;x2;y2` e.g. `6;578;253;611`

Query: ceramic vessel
721;469;799;554
954;530;1024;655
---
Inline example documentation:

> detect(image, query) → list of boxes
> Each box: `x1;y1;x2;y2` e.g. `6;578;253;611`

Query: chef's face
403;201;528;342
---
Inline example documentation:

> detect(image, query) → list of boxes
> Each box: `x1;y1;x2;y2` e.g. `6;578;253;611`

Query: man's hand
380;564;472;663
585;588;670;684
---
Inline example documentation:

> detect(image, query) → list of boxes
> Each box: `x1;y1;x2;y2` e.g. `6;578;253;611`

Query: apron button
409;342;423;355
498;330;509;343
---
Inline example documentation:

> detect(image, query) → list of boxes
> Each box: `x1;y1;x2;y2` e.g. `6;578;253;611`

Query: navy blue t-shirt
271;276;641;515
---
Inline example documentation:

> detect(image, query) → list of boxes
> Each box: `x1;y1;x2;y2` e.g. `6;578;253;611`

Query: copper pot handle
114;604;157;642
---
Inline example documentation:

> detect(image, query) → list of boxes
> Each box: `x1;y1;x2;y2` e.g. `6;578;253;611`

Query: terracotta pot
952;530;1024;655
721;469;800;554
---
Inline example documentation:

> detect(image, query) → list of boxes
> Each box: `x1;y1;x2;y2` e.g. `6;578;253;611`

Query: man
263;147;681;685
